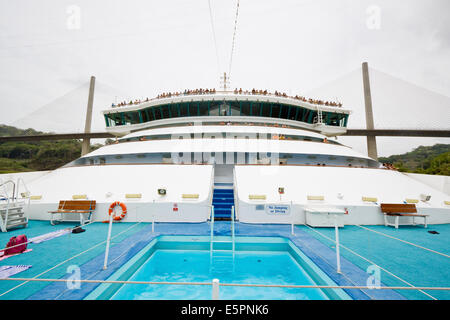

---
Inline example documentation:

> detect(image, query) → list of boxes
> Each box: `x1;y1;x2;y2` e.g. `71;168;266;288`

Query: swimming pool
85;235;351;300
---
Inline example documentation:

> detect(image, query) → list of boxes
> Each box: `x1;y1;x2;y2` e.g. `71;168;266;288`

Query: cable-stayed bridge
1;64;449;158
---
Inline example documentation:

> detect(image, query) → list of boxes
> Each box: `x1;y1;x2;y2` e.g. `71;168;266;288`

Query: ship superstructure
16;88;450;226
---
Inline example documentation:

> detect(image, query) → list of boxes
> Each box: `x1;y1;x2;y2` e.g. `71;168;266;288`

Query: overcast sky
0;0;449;156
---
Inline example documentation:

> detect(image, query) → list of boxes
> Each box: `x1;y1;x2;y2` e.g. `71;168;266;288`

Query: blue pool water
87;236;350;300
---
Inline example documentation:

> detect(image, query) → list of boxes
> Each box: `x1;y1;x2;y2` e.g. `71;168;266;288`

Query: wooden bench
49;200;96;225
380;203;428;229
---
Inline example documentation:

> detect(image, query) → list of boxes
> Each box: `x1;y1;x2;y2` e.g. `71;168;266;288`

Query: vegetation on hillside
0;124;101;173
379;144;450;176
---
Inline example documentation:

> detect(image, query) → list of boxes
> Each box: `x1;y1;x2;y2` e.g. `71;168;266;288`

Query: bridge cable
207;0;221;77
228;0;240;79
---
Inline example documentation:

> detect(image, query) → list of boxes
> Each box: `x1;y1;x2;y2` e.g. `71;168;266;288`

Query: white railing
231;205;235;257
110;90;344;111
334;214;341;274
0;180;15;232
15;177;30;222
210;205;215;258
1;277;449;300
103;207;114;270
290;202;341;274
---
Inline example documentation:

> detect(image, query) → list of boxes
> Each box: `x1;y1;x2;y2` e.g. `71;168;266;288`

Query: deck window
105;100;348;128
271;104;280;118
279;105;289;119
179;103;188;117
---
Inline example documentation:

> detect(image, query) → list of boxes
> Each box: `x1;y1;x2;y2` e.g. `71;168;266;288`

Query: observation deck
103;90;351;137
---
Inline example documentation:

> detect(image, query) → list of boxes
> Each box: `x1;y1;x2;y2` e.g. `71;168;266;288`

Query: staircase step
1;211;24;217
212;198;234;204
214;210;232;217
213;189;234;194
213;198;233;201
214;213;232;217
212;187;235;220
213;198;234;201
7;216;26;223
212;204;233;209
6;221;27;229
214;182;233;187
0;206;24;211
215;217;232;221
213;208;233;212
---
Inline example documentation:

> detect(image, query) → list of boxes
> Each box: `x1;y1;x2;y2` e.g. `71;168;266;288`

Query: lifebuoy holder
108;201;127;221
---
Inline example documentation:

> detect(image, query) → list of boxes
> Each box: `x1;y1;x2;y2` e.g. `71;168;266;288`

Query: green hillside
379;144;450;176
0;124;103;174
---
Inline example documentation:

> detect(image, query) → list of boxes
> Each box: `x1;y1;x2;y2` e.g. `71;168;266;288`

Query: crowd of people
382;163;397;170
113;98;149;107
111;88;343;108
233;88;342;107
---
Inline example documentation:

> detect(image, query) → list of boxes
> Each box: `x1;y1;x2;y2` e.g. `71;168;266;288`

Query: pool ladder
209;205;235;274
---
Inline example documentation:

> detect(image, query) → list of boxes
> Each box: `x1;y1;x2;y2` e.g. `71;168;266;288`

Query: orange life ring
108;201;127;221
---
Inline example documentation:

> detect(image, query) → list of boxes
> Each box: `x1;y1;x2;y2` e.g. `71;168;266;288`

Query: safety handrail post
291;201;294;235
210;205;215;256
334;214;341;274
212;279;220;300
103;209;114;270
16;177;31;221
0;180;15;232
231;205;235;255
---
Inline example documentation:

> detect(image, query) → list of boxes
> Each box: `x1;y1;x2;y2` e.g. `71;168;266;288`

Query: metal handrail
231;205;235;256
210;205;215;258
15;177;30;223
0;180;15;201
1;277;449;299
0;180;15;232
110;90;344;110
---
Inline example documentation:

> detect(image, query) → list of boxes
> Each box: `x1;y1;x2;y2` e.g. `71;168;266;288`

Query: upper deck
103;89;351;136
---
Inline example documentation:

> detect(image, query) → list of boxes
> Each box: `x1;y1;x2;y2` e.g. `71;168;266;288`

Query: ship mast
220;72;230;91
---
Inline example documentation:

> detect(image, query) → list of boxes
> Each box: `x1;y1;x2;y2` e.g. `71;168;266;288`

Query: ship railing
111;90;343;110
1;276;449;300
0;179;15;232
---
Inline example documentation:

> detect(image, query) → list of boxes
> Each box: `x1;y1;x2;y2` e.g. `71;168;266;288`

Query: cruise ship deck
1;88;449;300
0;219;448;300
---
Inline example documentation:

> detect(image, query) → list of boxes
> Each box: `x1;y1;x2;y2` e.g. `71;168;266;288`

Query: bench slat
385;213;428;217
380;203;417;213
53;200;96;213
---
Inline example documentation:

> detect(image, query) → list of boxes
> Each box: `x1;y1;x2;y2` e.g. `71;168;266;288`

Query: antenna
220;72;230;91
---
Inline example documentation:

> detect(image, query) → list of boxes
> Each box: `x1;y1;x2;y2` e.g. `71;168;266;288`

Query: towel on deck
0;249;33;261
29;228;71;244
0;265;32;278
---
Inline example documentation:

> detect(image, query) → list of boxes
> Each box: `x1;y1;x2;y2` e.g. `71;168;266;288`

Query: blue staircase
212;188;234;221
